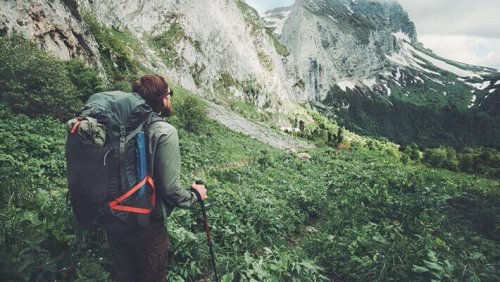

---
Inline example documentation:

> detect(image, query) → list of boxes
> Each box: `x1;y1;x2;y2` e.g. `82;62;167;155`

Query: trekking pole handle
194;180;212;243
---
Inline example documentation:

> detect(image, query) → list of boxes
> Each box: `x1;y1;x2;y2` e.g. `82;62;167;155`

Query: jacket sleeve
153;127;198;207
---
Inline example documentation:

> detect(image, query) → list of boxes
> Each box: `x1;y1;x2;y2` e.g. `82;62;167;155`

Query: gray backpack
66;91;163;231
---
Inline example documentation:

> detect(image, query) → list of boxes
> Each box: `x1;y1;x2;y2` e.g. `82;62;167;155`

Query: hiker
106;74;208;282
66;74;207;282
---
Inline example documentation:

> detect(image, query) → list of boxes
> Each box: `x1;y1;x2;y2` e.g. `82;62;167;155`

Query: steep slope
0;0;100;65
266;0;500;148
0;0;303;116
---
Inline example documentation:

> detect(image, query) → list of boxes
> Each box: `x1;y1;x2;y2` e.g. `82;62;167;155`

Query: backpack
66;91;163;231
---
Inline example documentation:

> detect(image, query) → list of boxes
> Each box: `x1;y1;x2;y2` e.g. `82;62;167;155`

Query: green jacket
147;115;199;219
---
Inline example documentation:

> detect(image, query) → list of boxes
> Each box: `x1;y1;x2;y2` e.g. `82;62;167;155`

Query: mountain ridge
1;0;498;148
264;0;499;148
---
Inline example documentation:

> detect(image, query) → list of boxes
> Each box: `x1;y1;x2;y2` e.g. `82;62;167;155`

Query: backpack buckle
120;127;126;138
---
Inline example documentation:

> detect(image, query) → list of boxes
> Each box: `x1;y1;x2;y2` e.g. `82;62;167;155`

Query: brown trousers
106;222;169;282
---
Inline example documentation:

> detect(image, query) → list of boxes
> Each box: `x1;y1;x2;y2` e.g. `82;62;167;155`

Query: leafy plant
0;34;84;120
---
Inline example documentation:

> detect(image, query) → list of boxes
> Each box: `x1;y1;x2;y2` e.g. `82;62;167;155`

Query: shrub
172;93;209;133
64;59;106;103
422;146;499;177
82;13;140;88
0;34;84;120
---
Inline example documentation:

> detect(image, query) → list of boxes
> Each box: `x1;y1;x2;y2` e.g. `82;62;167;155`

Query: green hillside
1;95;499;281
0;32;499;281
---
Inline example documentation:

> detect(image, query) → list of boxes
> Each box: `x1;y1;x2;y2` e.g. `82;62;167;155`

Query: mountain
1;0;498;148
0;0;304;117
264;0;500;148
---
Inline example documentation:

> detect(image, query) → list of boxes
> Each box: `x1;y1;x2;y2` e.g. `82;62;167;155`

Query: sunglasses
166;88;174;97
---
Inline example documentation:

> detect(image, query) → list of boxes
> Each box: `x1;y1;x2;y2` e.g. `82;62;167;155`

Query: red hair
132;74;169;113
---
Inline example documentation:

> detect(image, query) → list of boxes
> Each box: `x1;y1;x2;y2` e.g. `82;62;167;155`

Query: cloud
419;35;500;69
397;0;500;38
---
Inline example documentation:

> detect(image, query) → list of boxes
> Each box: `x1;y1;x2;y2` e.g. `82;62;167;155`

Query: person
105;74;207;282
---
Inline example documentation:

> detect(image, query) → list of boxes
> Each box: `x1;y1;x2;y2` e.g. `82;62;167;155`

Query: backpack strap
112;115;161;214
109;175;156;213
118;120;148;193
144;115;166;179
119;126;128;192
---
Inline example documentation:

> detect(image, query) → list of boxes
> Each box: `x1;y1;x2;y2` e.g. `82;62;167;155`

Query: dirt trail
206;101;313;150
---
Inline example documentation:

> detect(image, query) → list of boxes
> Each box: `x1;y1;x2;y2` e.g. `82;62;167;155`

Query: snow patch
443;91;447;96
384;84;392;96
495;80;500;86
328;14;338;23
468;81;490;90
337;80;357;91
345;5;354;14
428;77;444;85
407;44;481;78
340;102;350;110
394;67;402;80
489;88;495;93
392;31;411;42
468;95;476;108
362;78;377;89
385;41;441;76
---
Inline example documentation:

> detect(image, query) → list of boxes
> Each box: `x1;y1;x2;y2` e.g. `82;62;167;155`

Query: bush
64;59;106;103
172;93;209;133
423;146;499;178
0;34;84;120
82;13;140;89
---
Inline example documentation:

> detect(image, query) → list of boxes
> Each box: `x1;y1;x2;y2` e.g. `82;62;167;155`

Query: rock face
263;0;499;148
0;0;303;117
1;0;498;147
0;0;100;64
277;0;418;100
83;0;302;108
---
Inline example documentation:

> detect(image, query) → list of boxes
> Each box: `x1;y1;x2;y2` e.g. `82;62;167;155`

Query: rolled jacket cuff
190;188;202;202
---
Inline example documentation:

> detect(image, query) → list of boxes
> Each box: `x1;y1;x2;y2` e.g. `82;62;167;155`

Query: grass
1;86;498;280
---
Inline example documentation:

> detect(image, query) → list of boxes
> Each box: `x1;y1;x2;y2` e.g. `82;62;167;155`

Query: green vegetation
148;23;186;68
236;0;289;57
322;83;500;150
0;34;105;120
169;86;209;133
257;51;273;72
267;29;290;57
1;20;499;282
189;62;206;87
212;73;274;123
422;146;500;178
83;13;143;90
1;101;498;280
235;0;263;35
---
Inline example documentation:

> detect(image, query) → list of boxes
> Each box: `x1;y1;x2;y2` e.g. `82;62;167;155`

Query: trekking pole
194;180;219;282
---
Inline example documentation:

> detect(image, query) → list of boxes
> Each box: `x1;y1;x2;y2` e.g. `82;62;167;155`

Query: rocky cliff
0;0;100;64
0;0;303;116
1;0;498;147
264;0;499;148
274;0;418;100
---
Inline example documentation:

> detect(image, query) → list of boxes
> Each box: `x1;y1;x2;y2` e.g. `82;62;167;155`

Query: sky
244;0;500;70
